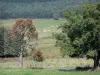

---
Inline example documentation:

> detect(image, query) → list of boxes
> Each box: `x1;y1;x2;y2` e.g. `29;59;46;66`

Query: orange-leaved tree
8;18;38;68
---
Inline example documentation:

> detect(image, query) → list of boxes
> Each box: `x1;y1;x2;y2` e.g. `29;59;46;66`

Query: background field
2;19;65;58
0;19;93;69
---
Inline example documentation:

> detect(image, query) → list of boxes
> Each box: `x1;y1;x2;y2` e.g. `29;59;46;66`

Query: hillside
0;0;57;3
0;0;99;3
0;0;100;19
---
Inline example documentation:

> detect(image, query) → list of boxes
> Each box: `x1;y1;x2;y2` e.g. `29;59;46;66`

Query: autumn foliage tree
8;18;38;68
9;19;38;40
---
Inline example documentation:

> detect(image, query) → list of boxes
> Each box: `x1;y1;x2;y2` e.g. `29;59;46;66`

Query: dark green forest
0;0;100;19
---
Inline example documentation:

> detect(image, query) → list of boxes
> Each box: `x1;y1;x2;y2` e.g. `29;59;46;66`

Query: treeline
0;0;100;19
0;0;57;3
0;0;99;3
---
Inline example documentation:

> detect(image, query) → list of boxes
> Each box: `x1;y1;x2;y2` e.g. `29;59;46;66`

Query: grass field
2;19;66;28
0;58;93;68
2;19;66;38
0;19;94;70
0;69;100;75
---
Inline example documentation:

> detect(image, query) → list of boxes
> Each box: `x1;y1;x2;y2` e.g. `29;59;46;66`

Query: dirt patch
0;58;7;63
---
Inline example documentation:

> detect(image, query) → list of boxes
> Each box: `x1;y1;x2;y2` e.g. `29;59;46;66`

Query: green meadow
0;69;100;75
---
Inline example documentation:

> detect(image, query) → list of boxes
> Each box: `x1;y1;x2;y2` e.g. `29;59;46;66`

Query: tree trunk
92;51;100;70
18;46;23;68
93;58;99;69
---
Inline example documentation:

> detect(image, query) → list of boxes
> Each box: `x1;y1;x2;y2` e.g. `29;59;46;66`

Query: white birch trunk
18;46;23;68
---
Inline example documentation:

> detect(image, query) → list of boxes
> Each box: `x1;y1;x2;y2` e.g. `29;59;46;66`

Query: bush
32;50;44;62
53;14;59;20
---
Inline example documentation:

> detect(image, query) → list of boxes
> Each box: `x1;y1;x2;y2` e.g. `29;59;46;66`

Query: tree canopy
54;3;100;69
0;18;38;57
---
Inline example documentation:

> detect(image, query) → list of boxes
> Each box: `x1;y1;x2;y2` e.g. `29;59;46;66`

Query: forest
0;0;100;19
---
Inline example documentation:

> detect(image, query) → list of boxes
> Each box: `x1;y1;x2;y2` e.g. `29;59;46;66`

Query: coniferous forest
0;0;100;19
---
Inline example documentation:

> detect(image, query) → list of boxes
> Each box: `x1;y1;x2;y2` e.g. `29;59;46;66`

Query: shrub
53;14;59;20
32;50;44;62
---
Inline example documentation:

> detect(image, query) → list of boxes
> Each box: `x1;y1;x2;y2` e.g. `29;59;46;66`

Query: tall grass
0;58;93;69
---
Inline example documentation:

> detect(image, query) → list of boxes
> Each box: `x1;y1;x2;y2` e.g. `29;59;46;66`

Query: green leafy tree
54;3;100;69
53;14;59;20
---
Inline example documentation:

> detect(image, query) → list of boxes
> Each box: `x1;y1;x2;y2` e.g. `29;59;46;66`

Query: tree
54;3;100;70
8;18;38;68
53;14;59;20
